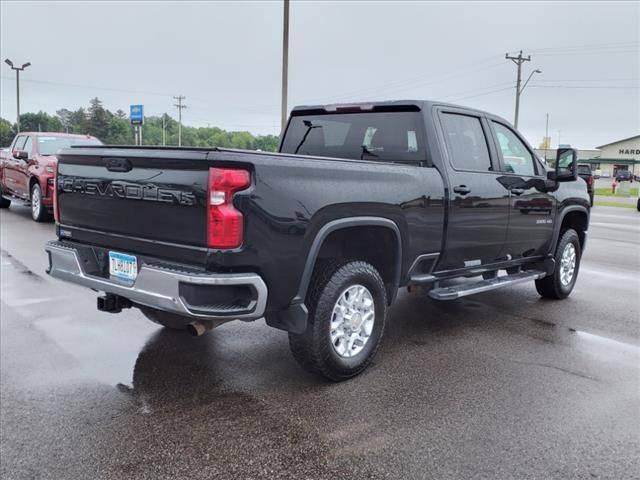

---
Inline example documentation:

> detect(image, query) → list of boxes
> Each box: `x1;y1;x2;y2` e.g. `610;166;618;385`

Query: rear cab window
280;109;427;163
37;136;102;156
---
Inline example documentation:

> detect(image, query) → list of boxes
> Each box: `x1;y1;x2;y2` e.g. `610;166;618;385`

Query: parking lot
1;205;639;480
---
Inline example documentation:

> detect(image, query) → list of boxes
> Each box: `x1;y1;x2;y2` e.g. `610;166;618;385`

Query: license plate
109;251;138;280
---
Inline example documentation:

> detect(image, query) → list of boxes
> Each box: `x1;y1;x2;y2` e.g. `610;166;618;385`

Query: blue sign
130;105;144;125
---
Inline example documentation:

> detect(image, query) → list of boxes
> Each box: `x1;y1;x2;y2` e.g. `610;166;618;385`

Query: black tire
535;229;581;299
637;198;640;212
288;260;387;381
30;183;51;222
0;196;9;208
139;307;189;330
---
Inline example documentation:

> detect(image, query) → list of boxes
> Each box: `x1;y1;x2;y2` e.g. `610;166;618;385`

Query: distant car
602;172;611;178
0;132;102;221
615;170;632;182
577;164;594;206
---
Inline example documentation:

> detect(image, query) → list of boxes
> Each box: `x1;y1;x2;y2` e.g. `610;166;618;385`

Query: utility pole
281;0;290;133
162;114;166;146
505;50;531;129
544;113;549;161
173;96;187;146
4;58;31;133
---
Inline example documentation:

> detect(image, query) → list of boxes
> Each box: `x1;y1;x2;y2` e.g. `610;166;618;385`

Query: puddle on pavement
1;248;41;279
526;318;640;365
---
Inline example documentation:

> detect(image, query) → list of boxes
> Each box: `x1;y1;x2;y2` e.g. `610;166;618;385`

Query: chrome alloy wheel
31;186;41;220
559;242;577;286
330;284;375;358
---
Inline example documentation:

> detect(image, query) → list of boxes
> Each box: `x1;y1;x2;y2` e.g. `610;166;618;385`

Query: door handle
510;188;525;196
453;185;471;195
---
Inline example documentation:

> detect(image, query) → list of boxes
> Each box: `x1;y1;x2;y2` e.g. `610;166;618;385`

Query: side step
428;270;546;301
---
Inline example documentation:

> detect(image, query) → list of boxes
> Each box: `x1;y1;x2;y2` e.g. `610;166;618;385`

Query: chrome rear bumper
45;240;267;321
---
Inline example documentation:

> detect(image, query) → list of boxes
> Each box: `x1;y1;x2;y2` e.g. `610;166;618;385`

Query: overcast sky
1;1;638;148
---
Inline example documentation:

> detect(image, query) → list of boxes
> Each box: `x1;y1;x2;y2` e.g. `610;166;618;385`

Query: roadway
1;205;638;479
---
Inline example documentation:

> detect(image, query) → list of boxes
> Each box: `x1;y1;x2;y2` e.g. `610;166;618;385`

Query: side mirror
13;150;28;160
550;147;578;182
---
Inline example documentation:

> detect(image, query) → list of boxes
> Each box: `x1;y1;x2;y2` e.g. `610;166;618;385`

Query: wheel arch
266;216;402;334
552;206;589;252
293;216;403;306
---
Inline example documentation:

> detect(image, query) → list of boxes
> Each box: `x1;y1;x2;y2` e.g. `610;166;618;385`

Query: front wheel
535;229;582;299
288;260;387;381
31;183;51;222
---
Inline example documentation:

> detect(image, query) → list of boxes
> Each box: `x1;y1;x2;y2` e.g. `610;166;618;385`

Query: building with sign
535;134;640;178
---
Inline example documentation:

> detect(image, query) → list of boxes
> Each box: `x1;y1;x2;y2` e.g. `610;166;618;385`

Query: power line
440;81;515;101
447;87;514;103
323;55;506;102
173;95;187;147
534;49;637;57
0;75;174;98
527;85;639;89
527;40;639;53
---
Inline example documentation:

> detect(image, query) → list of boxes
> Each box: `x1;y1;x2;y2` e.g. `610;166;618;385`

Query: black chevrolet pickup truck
45;100;590;381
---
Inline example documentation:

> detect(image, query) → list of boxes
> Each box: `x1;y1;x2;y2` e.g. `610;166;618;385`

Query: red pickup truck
0;132;101;221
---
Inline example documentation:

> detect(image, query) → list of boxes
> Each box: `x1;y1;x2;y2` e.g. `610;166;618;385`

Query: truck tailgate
57;148;211;257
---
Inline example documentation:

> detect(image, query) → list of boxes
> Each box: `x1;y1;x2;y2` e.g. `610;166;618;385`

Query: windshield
280;111;426;162
37;136;102;155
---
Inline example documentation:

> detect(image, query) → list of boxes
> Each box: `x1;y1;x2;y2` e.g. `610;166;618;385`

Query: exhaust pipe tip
187;321;214;337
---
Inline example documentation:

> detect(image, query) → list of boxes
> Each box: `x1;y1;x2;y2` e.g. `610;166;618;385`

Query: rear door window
440;113;492;171
281;111;426;162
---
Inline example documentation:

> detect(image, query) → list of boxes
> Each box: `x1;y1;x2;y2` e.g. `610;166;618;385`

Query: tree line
0;97;280;151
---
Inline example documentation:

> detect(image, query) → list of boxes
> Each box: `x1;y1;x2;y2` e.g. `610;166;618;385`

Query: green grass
594;186;639;197
594;201;636;209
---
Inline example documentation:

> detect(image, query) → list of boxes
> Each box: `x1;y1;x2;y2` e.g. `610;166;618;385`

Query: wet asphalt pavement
1;205;639;480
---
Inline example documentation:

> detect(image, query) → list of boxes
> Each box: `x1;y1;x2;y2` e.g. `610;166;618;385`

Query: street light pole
4;58;31;133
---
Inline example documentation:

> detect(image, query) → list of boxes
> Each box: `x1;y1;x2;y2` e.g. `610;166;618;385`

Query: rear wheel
288;260;387;381
140;307;189;330
30;183;51;222
535;229;581;299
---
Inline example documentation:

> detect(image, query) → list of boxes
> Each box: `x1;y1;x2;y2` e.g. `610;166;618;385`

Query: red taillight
207;168;250;249
588;176;593;186
52;166;60;223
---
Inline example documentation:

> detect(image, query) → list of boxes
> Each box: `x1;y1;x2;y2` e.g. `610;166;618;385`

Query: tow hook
97;294;132;313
